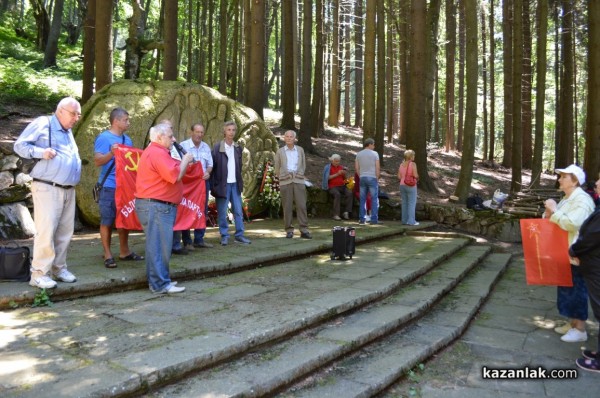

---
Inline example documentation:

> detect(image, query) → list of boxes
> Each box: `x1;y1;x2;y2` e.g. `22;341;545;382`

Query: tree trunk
231;0;240;98
186;0;194;82
95;0;113;91
247;0;265;118
531;0;547;187
218;0;228;93
280;0;296;129
556;0;574;167
309;0;324;141
521;0;532;169
480;3;488;160
199;0;208;84
456;0;465;151
585;0;600;179
81;0;96;104
407;0;435;192
502;0;513;167
343;6;351;126
363;0;376;140
444;0;456;152
425;0;441;142
207;0;215;86
398;0;409;145
124;0;146;80
375;0;385;159
31;0;50;51
386;0;397;142
163;0;178;80
298;0;314;152
354;0;364;128
43;0;64;68
453;0;478;201
328;0;340;127
488;0;495;162
511;0;523;193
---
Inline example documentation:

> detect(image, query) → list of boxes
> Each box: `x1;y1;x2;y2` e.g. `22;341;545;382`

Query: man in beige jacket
274;130;312;239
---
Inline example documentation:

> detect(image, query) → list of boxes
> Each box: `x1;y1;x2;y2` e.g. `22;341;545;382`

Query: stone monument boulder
74;80;278;226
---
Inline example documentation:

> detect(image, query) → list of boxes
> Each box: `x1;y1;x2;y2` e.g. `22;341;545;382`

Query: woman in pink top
398;149;419;225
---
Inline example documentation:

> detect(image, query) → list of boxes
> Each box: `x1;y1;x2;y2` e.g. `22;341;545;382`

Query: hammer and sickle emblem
124;151;140;171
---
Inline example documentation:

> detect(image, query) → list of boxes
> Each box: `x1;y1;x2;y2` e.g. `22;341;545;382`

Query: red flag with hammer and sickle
114;145;206;231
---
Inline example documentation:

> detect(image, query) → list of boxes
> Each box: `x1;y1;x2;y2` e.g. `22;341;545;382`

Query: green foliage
0;26;81;111
32;288;53;307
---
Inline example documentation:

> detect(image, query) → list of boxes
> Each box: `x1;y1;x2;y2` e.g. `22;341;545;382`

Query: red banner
114;145;206;231
520;218;573;287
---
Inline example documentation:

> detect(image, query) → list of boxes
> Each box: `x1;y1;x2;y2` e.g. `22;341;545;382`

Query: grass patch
0;26;81;112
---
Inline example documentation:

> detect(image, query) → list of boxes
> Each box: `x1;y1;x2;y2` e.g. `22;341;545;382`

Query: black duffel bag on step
0;242;31;282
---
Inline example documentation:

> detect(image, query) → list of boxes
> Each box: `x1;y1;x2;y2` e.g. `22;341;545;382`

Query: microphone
173;141;187;156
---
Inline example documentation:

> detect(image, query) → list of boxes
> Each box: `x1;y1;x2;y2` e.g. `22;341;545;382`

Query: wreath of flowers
257;160;281;214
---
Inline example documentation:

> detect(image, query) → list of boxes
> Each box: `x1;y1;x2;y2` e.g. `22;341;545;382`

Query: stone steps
3;232;480;398
142;247;510;397
281;253;512;397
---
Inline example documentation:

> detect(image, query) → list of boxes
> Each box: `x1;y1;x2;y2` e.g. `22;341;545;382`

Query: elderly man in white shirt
274;130;311;239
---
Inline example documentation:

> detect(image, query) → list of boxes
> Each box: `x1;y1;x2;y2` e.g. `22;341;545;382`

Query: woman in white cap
544;164;595;343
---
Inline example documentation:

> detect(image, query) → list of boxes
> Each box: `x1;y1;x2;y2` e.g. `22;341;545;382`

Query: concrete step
1;233;470;398
280;253;512;397
0;220;436;308
142;247;507;397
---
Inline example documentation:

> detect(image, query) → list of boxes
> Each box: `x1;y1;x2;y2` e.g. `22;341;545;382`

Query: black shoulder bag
93;135;125;203
0;242;31;282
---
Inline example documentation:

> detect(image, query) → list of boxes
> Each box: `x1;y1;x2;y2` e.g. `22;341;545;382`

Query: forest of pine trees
1;0;599;200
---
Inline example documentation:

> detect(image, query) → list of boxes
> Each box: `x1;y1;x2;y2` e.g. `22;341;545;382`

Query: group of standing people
320;138;419;227
544;164;600;373
14;97;251;294
14;97;422;296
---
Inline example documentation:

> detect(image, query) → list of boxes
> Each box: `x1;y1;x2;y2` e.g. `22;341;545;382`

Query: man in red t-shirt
322;154;353;220
134;123;194;294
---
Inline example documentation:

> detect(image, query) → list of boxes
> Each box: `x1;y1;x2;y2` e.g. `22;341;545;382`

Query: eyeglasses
61;107;81;118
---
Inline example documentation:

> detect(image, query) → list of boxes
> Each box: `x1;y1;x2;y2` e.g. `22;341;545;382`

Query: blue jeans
216;182;244;238
359;176;379;223
135;199;176;292
400;184;418;224
182;179;210;244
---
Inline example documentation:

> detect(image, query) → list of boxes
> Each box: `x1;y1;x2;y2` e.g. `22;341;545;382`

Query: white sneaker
342;212;350;220
30;275;57;289
166;284;185;294
561;328;587;342
53;269;77;283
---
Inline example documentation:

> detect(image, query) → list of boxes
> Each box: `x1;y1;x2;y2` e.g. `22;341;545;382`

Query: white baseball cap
555;164;586;185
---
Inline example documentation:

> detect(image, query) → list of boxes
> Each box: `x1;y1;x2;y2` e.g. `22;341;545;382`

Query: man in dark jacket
211;121;251;246
569;176;600;373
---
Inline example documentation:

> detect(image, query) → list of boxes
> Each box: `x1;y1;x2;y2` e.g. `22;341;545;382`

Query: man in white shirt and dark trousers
172;122;214;251
274;130;312;239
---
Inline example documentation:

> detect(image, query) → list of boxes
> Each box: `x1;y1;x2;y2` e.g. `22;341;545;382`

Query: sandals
576;358;600;373
119;252;144;261
104;258;117;268
582;349;598;360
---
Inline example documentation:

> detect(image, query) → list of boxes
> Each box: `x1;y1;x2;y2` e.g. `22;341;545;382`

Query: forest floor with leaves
1;105;557;209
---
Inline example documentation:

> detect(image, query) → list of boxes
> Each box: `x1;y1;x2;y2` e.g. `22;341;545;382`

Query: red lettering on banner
113;145;206;231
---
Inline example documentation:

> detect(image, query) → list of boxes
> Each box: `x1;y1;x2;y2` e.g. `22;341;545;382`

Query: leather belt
33;178;74;189
136;198;178;207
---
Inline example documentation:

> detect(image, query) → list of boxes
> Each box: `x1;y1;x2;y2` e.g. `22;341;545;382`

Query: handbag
0;242;31;282
404;161;417;187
